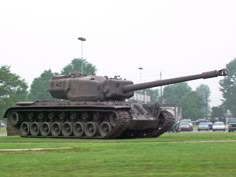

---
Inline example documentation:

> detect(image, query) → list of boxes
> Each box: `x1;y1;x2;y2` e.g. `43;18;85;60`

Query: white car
212;122;225;131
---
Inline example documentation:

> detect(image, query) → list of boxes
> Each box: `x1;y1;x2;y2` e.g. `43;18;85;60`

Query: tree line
0;58;235;120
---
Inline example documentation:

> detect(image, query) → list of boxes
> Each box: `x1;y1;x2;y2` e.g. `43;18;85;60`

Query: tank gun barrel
122;69;228;93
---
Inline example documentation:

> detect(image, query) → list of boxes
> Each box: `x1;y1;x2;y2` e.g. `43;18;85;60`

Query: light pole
138;67;145;103
78;37;86;74
138;67;143;82
160;72;163;104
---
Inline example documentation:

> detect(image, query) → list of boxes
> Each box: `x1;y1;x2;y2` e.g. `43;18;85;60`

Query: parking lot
178;125;232;133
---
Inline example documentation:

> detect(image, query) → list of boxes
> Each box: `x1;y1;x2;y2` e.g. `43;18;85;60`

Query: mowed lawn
0;132;236;177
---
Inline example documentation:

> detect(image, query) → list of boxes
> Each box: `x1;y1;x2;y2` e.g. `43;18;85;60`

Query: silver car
198;122;210;131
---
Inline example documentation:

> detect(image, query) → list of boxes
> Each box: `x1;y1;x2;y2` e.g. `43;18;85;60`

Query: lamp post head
78;37;86;41
138;67;143;70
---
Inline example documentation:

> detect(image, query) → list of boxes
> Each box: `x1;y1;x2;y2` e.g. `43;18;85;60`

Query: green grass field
0;132;236;177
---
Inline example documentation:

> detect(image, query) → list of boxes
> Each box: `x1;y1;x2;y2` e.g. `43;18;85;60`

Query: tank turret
48;69;227;101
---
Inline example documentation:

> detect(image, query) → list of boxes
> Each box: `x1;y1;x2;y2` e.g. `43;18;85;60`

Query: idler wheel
51;122;61;137
20;122;30;136
99;122;112;137
72;122;84;137
62;122;73;136
84;122;98;137
109;112;118;127
40;122;51;136
8;112;20;126
30;122;40;136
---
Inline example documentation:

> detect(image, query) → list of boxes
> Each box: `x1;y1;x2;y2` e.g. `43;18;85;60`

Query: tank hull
4;100;175;139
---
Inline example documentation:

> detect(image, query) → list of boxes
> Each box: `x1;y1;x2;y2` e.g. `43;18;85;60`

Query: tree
211;106;224;118
146;89;159;103
162;82;209;119
220;58;236;117
0;66;28;118
196;84;211;116
181;91;204;119
29;70;57;100
163;82;192;105
61;58;97;75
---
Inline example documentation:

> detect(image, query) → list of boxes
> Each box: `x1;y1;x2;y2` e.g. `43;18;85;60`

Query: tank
4;69;227;138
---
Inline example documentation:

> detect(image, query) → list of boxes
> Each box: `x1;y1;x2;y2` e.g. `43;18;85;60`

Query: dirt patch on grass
0;147;72;152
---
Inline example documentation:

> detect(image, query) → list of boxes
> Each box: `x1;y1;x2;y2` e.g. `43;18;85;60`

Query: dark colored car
208;122;213;130
178;122;193;132
228;118;236;132
198;122;210;131
195;119;208;125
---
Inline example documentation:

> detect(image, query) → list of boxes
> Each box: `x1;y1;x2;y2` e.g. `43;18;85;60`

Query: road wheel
62;122;73;136
109;112;118;127
99;122;112;137
51;122;61;137
73;122;84;137
84;122;98;137
40;122;51;136
30;122;40;136
20;122;30;136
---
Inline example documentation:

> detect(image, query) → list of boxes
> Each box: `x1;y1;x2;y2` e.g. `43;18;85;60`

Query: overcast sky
1;0;235;106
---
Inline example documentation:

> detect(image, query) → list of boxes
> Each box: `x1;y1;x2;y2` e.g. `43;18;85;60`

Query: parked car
0;122;6;128
195;119;208;125
180;119;193;126
212;122;225;131
178;122;193;132
228;118;236;132
198;122;210;131
208;122;213;130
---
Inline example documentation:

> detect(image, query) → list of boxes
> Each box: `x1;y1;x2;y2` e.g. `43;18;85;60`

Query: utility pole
138;67;144;103
78;37;86;74
160;72;163;104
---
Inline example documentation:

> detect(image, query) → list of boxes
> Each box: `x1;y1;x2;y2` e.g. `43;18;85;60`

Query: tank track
117;110;175;138
6;108;131;139
146;111;175;138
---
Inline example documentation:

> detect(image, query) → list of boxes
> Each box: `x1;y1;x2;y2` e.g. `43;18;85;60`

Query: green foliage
146;88;159;103
181;91;204;119
29;70;57;100
61;58;97;75
162;83;209;119
220;58;236;117
0;66;28;118
163;82;192;105
196;84;211;116
211;105;225;118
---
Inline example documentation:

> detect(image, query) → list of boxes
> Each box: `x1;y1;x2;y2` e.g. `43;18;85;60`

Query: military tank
4;69;227;138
